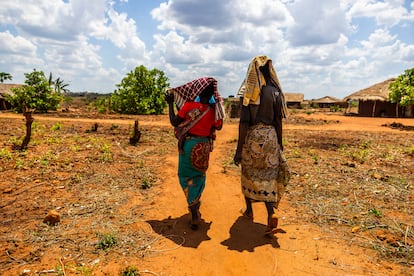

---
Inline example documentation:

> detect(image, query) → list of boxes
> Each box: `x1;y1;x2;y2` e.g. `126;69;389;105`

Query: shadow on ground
147;214;212;248
221;216;283;252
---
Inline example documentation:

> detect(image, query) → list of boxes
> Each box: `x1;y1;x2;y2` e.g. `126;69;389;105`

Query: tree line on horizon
1;66;413;150
2;67;413;116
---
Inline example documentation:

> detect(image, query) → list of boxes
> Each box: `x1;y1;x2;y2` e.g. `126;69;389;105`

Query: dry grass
283;128;414;266
0;117;178;273
217;115;414;267
0;112;413;274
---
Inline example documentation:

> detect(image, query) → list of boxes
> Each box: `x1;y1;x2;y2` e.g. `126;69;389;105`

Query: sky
0;0;413;100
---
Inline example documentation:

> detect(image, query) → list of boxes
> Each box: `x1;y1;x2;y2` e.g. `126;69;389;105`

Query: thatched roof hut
343;78;395;102
343;78;405;117
0;83;22;110
225;96;241;118
284;93;304;108
226;92;306;117
311;96;346;108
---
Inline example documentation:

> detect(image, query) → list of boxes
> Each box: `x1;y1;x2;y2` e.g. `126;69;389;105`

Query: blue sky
0;0;413;100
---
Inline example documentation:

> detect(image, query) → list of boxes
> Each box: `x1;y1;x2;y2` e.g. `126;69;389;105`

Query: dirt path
1;111;413;275
115;115;414;275
128;114;414;275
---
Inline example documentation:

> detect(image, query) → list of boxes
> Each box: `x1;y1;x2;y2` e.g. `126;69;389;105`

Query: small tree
111;65;169;115
6;69;67;150
0;72;13;83
389;68;414;107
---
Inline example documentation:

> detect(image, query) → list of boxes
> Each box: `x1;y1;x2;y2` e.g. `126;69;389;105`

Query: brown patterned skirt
241;124;287;205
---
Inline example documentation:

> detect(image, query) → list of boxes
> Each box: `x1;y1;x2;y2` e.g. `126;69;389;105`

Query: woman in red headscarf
165;77;224;230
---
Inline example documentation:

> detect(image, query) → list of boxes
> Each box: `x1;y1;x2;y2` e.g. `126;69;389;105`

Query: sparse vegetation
121;266;140;276
96;232;118;251
0;109;413;274
111;65;169;115
6;69;67;150
50;122;62;131
329;105;342;112
389;68;414;107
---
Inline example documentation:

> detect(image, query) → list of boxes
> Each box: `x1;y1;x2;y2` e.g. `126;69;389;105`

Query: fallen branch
59;257;66;276
5;249;26;264
365;224;388;230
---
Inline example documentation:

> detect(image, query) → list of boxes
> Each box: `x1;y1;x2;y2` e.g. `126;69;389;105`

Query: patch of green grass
96;232;117;251
70;174;83;184
0;148;12;159
39;151;57;167
308;150;319;164
14;159;24;169
141;173;154;189
50;122;62;131
8;136;22;149
46;137;62;145
359;140;371;149
54;264;65;276
292;149;303;158
387;175;409;189
338;144;349;152
136;160;145;168
76;264;93;276
100;143;112;162
71;144;81;152
368;208;383;218
352;149;369;164
120;266;140;276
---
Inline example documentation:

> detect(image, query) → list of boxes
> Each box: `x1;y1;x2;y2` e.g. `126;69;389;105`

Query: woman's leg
265;201;278;234
189;200;201;230
242;196;253;219
178;139;207;230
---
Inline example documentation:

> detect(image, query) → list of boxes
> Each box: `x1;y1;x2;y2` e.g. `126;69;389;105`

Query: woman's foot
190;220;199;230
240;208;253;220
189;202;201;230
265;214;278;235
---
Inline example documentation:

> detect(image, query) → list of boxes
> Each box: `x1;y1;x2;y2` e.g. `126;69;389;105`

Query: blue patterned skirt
178;136;211;205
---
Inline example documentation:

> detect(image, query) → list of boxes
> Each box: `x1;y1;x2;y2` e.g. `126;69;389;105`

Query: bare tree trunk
21;110;34;150
129;119;141;145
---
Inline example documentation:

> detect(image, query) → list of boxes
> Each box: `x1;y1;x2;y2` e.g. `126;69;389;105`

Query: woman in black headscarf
234;56;289;235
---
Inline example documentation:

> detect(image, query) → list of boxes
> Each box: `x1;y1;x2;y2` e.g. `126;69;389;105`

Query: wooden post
372;101;376;117
129;119;141;145
396;103;399;118
21;109;34;150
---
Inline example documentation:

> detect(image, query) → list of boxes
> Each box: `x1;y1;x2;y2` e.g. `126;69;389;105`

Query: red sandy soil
0;110;413;276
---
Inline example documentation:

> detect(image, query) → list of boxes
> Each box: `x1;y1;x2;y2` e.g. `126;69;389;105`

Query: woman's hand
165;92;174;104
233;150;242;166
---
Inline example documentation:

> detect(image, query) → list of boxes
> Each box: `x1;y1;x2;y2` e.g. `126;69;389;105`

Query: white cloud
231;0;293;25
346;0;412;27
0;31;37;55
0;0;148;92
286;0;349;46
0;0;413;99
